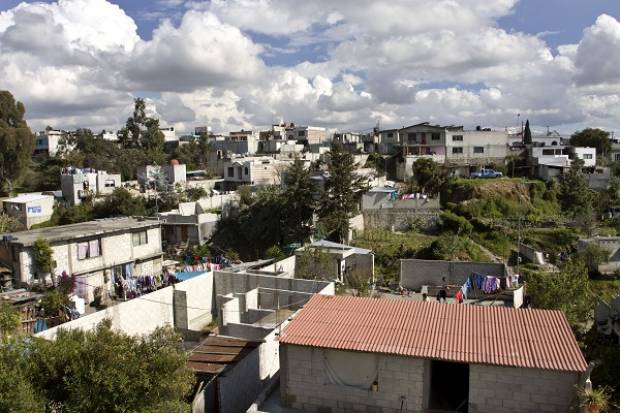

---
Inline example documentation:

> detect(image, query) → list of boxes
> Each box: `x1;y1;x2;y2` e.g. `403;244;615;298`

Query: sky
1;0;620;135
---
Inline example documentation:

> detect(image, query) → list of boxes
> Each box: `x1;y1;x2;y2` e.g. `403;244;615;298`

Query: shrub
437;211;473;235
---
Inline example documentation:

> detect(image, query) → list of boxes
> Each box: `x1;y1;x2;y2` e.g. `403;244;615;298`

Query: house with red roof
278;295;589;413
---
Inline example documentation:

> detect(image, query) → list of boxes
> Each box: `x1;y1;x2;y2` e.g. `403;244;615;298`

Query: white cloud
0;0;619;135
574;14;620;86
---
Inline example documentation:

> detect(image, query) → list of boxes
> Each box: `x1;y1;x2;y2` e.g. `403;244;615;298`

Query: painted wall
36;271;213;339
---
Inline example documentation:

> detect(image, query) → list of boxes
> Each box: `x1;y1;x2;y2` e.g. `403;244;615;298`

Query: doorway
429;360;469;412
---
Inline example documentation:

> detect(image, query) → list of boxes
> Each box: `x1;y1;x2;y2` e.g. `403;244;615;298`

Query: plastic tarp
324;349;377;390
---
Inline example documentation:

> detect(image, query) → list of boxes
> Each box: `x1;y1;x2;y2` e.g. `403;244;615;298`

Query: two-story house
0;217;163;302
397;123;509;178
61;167;122;206
222;157;283;190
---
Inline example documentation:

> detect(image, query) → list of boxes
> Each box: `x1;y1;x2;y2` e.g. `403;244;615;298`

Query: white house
61;167;122;206
2;194;54;229
34;129;69;157
137;162;187;189
222;157;283;189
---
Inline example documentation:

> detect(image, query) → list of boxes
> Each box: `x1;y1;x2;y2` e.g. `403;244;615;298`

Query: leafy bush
437;211;473;235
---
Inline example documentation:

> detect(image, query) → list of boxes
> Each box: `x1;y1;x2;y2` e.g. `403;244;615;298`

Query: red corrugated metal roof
279;295;587;372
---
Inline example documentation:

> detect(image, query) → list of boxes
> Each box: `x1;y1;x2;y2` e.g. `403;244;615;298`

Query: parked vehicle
470;168;503;178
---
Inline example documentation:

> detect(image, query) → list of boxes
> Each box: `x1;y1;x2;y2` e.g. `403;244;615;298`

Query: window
542;149;554;156
431;133;440;140
387;132;393;138
452;147;463;154
297;130;306;137
452;135;463;141
132;231;148;246
227;167;234;177
77;239;101;260
473;146;484;154
408;133;416;142
244;167;249;174
104;180;116;188
582;154;593;160
615;154;620;161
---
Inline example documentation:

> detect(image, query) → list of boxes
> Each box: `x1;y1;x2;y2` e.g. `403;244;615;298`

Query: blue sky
1;0;620;133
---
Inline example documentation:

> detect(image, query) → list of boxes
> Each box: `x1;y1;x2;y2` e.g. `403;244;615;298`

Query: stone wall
280;345;427;413
468;364;580;413
400;259;507;291
363;208;439;232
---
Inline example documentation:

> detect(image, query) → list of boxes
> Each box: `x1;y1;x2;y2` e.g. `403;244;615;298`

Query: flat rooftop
3;217;160;247
3;193;52;203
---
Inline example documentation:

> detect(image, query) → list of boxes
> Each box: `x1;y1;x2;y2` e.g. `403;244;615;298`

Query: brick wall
280;345;427;413
468;364;580;413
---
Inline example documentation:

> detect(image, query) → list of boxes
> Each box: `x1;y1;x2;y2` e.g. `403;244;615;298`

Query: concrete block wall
400;259;507;291
281;345;426;413
468;364;580;413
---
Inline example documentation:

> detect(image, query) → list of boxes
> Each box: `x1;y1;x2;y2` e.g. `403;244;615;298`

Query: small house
279;295;588;413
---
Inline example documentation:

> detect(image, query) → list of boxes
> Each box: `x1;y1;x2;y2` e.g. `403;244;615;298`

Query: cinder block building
2;193;54;229
279;295;588;413
0;217;163;302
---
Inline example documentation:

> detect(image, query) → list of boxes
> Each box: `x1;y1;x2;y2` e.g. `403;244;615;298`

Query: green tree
523;119;532;144
33;237;56;275
559;158;595;232
411;158;444;196
317;142;368;242
119;98;165;164
0;302;20;342
570;128;611;158
0;338;45;412
28;321;193;413
94;188;146;218
174;135;209;170
0;91;35;195
282;159;315;244
579;243;608;274
265;245;285;261
437;211;473;235
525;258;593;331
183;186;208;202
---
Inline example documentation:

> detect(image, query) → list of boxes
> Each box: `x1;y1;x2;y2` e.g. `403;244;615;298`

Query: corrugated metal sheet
279;295;587;372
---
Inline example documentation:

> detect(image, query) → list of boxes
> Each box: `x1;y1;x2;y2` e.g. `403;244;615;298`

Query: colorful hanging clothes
455;290;463;304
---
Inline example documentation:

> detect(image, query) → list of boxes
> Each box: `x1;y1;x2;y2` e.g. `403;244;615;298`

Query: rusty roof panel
279;295;587;372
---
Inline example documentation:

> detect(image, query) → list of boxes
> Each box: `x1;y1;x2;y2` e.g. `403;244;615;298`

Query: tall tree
119;98;165;164
411;158;444;196
282;159;315;244
318;142;368;242
0;91;35;195
570;128;611;158
523;119;532;144
559;158;595;233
